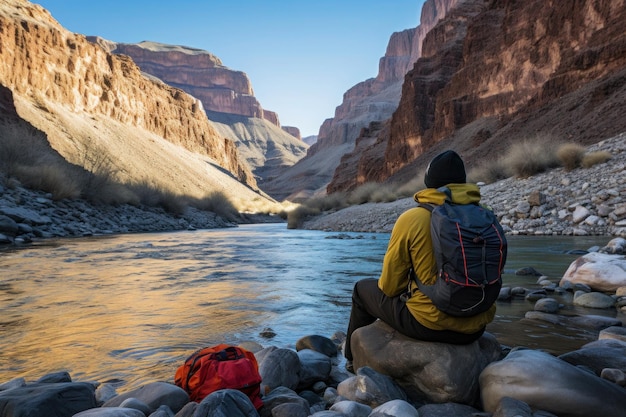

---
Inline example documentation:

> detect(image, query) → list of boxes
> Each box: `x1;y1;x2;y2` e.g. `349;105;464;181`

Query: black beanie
424;150;466;189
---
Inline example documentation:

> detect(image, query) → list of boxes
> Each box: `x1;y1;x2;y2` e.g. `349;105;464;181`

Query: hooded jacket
377;183;496;333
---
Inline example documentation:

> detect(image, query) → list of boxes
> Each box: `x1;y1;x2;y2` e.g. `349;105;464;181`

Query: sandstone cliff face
90;39;308;185
0;0;262;202
372;0;626;183
92;40;278;124
263;0;460;201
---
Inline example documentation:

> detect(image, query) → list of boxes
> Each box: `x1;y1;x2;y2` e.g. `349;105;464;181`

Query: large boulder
0;382;96;417
480;349;626;417
560;252;626;292
350;320;501;405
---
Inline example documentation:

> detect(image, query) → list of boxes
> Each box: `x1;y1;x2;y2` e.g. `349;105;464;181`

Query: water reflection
0;224;621;390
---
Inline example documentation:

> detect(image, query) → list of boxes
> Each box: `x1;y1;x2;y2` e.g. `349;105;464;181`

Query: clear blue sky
34;1;425;137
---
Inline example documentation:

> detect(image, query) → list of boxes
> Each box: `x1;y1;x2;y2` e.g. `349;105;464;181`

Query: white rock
560;252;626;292
572;206;590;223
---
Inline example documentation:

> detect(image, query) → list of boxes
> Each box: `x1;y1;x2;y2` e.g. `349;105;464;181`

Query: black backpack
412;199;507;317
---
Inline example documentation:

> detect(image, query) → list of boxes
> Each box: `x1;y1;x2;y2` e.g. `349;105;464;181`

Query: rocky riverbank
301;133;626;236
2;320;626;417
0;179;285;246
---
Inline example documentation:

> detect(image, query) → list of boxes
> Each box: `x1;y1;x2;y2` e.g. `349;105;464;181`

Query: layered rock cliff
344;0;626;187
262;0;461;201
89;39;308;185
90;40;276;124
0;0;269;207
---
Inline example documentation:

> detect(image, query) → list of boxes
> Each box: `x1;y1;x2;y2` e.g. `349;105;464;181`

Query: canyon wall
263;0;460;201
0;0;265;204
356;0;626;186
92;40;279;125
90;39;308;185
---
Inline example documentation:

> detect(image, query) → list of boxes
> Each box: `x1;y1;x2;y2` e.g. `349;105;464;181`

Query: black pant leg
344;278;485;360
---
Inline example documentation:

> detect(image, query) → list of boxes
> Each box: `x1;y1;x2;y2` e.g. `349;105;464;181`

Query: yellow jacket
378;183;496;332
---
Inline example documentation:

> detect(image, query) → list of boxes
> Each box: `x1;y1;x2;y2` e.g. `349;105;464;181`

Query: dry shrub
467;159;512;184
394;175;426;198
304;192;348;212
287;205;320;229
556;143;586;171
581;150;612;168
194;191;240;222
285;192;349;228
0;122;61;177
14;164;81;200
347;182;397;205
156;191;187;215
128;181;187;215
502;137;561;178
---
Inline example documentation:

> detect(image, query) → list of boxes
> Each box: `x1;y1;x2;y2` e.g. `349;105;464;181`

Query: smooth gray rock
74;408;145;417
533;297;560;313
36;371;72;383
148;404;175;417
493;396;533;417
261;386;309;411
297;349;332;389
599;325;626;342
295;335;338;357
103;382;188;414
370;399;418;417
258;348;301;392
329;400;372;416
337;366;407;409
192;389;259;417
573;291;616;308
524;311;622;330
0;382;96;417
350;320;501;405
480;349;626;417
416;402;480;417
270;402;309;417
559;338;626;374
119;397;152;415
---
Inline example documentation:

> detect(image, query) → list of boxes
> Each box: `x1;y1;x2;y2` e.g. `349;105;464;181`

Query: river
0;223;619;390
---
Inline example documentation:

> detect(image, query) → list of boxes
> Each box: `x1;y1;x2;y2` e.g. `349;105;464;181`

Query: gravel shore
301;133;626;237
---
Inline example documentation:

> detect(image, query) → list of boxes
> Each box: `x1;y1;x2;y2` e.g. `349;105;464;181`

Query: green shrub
581;150;612;168
556;143;586;171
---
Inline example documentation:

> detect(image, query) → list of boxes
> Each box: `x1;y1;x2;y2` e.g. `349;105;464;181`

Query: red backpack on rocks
174;343;263;409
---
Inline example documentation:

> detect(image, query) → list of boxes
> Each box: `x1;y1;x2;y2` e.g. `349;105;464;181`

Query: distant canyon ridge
1;0;625;209
265;0;626;201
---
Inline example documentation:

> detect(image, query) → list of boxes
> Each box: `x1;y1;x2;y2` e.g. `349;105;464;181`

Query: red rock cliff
336;0;626;188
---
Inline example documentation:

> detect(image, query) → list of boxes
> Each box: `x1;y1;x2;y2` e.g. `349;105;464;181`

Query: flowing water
0;223;620;390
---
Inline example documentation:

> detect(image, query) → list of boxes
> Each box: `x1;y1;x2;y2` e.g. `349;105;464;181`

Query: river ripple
0;224;619;390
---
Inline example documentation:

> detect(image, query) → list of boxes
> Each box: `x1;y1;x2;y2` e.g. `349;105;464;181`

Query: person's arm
378;209;427;296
